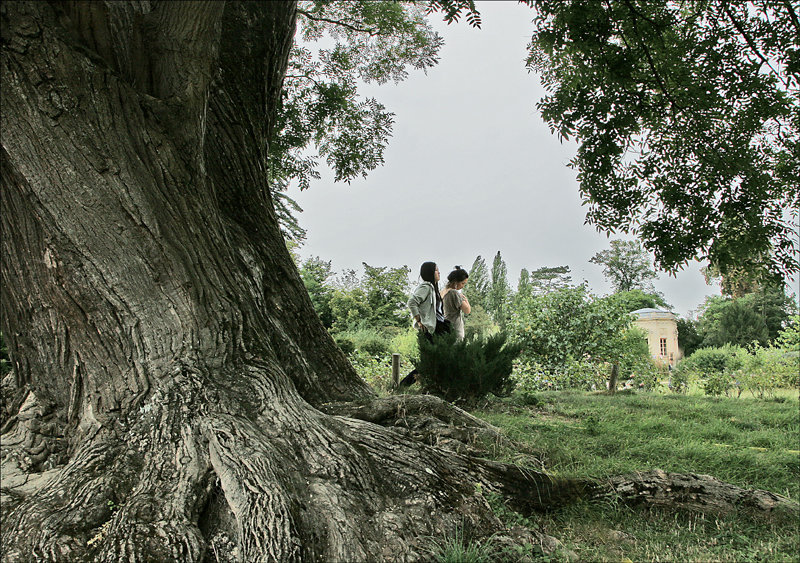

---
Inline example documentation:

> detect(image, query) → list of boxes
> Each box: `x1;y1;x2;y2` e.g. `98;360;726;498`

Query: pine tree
517;268;532;302
464;255;489;310
487;251;511;327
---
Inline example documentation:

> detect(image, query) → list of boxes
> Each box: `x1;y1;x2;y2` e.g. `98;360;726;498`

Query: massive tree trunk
1;2;796;561
0;2;543;559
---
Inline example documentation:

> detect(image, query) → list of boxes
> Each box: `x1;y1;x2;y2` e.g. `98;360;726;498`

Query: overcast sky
291;1;722;318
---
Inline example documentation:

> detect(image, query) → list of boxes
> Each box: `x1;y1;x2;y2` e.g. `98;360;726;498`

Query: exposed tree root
602;469;799;520
319;394;518;458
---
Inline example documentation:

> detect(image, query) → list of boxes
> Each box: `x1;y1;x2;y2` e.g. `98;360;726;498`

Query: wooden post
392;353;400;389
608;363;618;395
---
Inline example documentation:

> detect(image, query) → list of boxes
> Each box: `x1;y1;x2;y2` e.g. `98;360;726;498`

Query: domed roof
631;308;676;320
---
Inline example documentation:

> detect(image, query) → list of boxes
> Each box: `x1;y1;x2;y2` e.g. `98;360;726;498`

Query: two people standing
401;261;469;387
406;261;470;340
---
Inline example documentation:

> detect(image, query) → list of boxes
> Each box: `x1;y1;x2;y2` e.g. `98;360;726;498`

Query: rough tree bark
0;2;555;559
1;2;796;562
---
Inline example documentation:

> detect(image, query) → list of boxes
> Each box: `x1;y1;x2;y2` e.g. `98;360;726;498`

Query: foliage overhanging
526;0;799;278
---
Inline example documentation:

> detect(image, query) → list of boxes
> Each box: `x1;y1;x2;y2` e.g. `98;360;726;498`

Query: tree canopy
464;255;490;310
590;239;658;293
610;288;671;312
300;259;412;332
299;256;336;327
508;284;635;369
528;265;574;294
697;288;797;348
526;0;799;279
488;251;511;326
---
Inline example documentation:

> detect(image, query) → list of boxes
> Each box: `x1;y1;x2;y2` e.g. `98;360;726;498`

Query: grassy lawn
469;390;800;562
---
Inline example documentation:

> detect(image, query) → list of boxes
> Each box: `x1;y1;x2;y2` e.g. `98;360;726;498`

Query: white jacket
407;282;437;333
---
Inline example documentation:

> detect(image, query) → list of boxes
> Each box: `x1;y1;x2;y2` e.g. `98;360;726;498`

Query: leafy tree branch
296;8;379;36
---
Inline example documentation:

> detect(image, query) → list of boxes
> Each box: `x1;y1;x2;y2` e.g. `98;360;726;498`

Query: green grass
429;528;495;563
474;390;800;498
469;390;800;562
541;501;798;563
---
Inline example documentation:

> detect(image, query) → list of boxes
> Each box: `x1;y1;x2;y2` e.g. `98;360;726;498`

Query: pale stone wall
632;310;683;366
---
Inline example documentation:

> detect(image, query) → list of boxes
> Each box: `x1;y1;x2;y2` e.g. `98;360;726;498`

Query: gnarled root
600;469;799;520
2;386;211;561
320;394;538;462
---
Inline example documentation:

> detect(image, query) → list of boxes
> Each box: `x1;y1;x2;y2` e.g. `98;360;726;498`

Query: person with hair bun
441;266;471;340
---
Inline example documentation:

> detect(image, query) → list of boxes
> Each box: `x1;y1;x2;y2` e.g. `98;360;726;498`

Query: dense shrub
390;327;420;364
510;360;552;400
675;343;798;398
775;351;800;389
668;346;741;394
677;345;747;376
348;351;391;389
777;314;799;349
702;370;737;397
674;345;747;396
510;354;665;395
334;326;421;361
334;335;356;355
623;358;666;392
737;345;800;398
416;332;522;403
511;360;553;396
667;367;691;394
